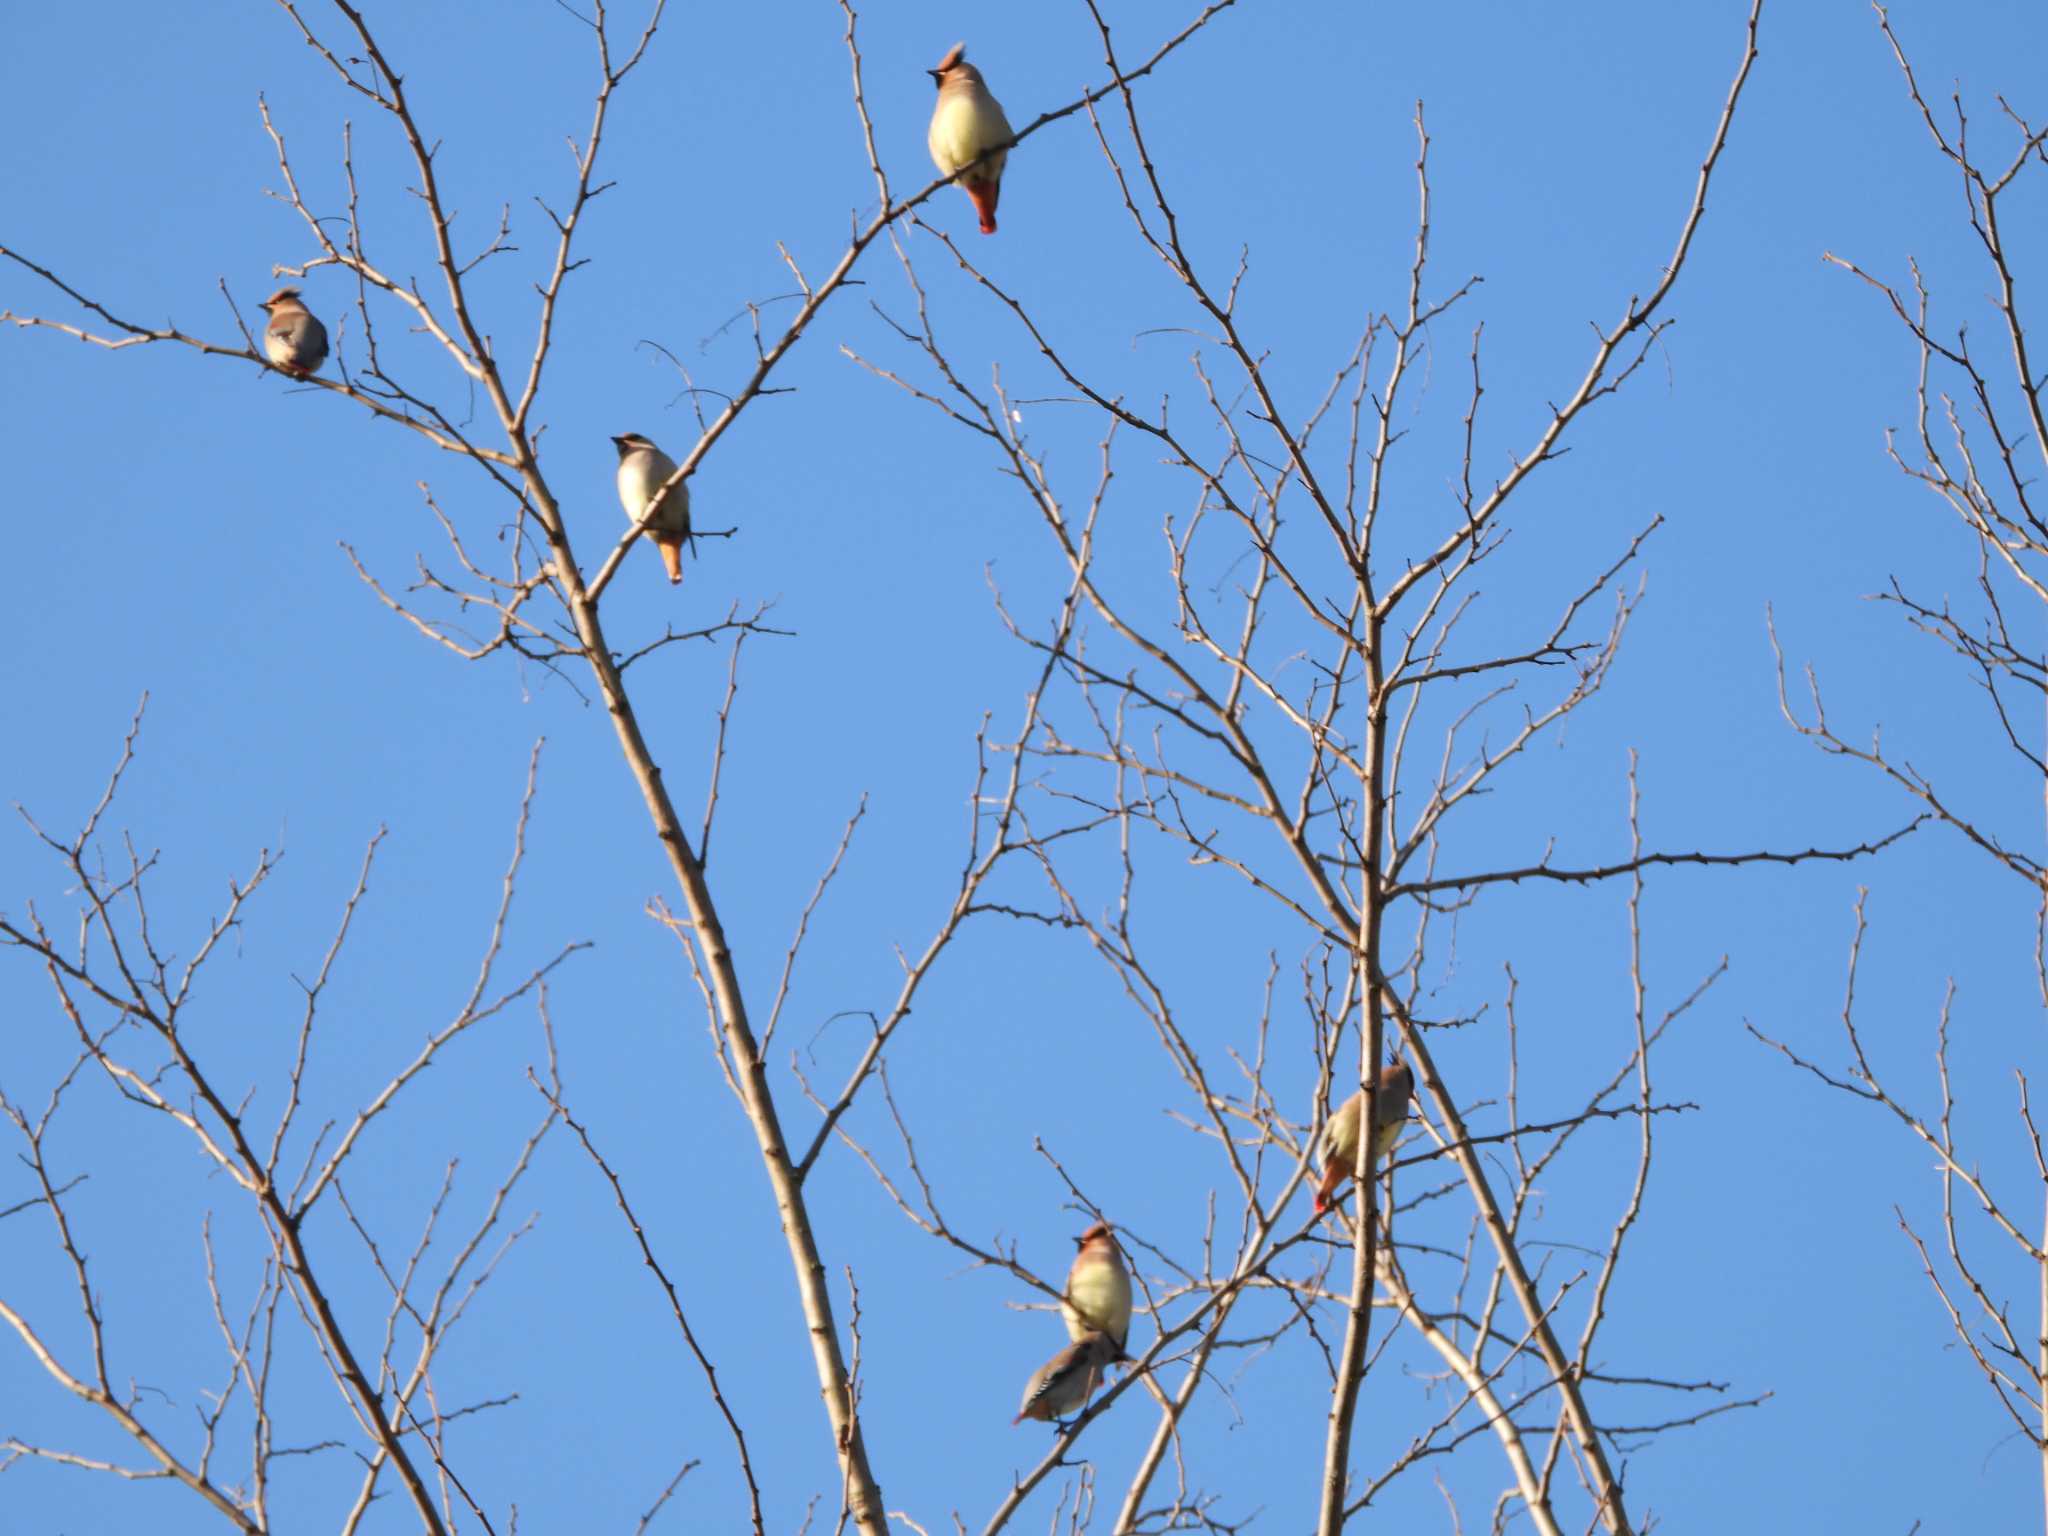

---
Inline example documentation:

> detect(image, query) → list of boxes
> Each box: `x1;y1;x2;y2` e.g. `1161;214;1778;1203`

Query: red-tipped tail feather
968;179;1000;235
1313;1160;1343;1214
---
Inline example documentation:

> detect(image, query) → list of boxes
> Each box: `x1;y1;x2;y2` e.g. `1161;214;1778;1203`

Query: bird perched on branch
1013;1331;1119;1429
927;42;1013;235
259;287;327;379
1061;1222;1133;1355
1315;1059;1415;1215
612;432;691;585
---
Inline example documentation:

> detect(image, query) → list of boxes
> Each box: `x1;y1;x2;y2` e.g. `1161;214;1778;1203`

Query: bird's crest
932;41;966;77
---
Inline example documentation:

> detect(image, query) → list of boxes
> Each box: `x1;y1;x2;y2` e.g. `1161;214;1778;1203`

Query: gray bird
612;432;691;585
258;287;328;379
1013;1330;1119;1429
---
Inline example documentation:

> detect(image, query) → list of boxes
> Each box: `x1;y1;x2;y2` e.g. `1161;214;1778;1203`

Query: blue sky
6;2;2048;1532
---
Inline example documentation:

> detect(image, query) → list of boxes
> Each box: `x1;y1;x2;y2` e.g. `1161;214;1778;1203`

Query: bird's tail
657;536;684;585
1312;1162;1342;1214
968;180;1000;235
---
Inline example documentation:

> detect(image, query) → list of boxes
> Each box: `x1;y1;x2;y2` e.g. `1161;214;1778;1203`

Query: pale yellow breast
1325;1086;1407;1170
1370;1109;1405;1164
1321;1092;1363;1166
1062;1252;1132;1347
618;451;689;536
928;89;1011;183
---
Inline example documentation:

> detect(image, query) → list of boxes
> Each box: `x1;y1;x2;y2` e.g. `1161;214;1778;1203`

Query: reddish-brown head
929;41;969;85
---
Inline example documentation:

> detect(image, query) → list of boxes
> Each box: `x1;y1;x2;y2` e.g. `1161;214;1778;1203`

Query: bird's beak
926;68;943;83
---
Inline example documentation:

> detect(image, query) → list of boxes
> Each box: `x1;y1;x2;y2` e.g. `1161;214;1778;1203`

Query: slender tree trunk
1317;615;1388;1536
537;472;889;1536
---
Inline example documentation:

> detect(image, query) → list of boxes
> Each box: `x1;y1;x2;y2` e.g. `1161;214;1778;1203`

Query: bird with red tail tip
927;42;1013;235
1013;1331;1119;1429
1314;1059;1414;1215
612;432;691;585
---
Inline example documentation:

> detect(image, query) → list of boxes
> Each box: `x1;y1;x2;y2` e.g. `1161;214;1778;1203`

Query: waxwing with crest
927;43;1014;235
612;432;691;585
1061;1221;1133;1354
1315;1059;1414;1215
